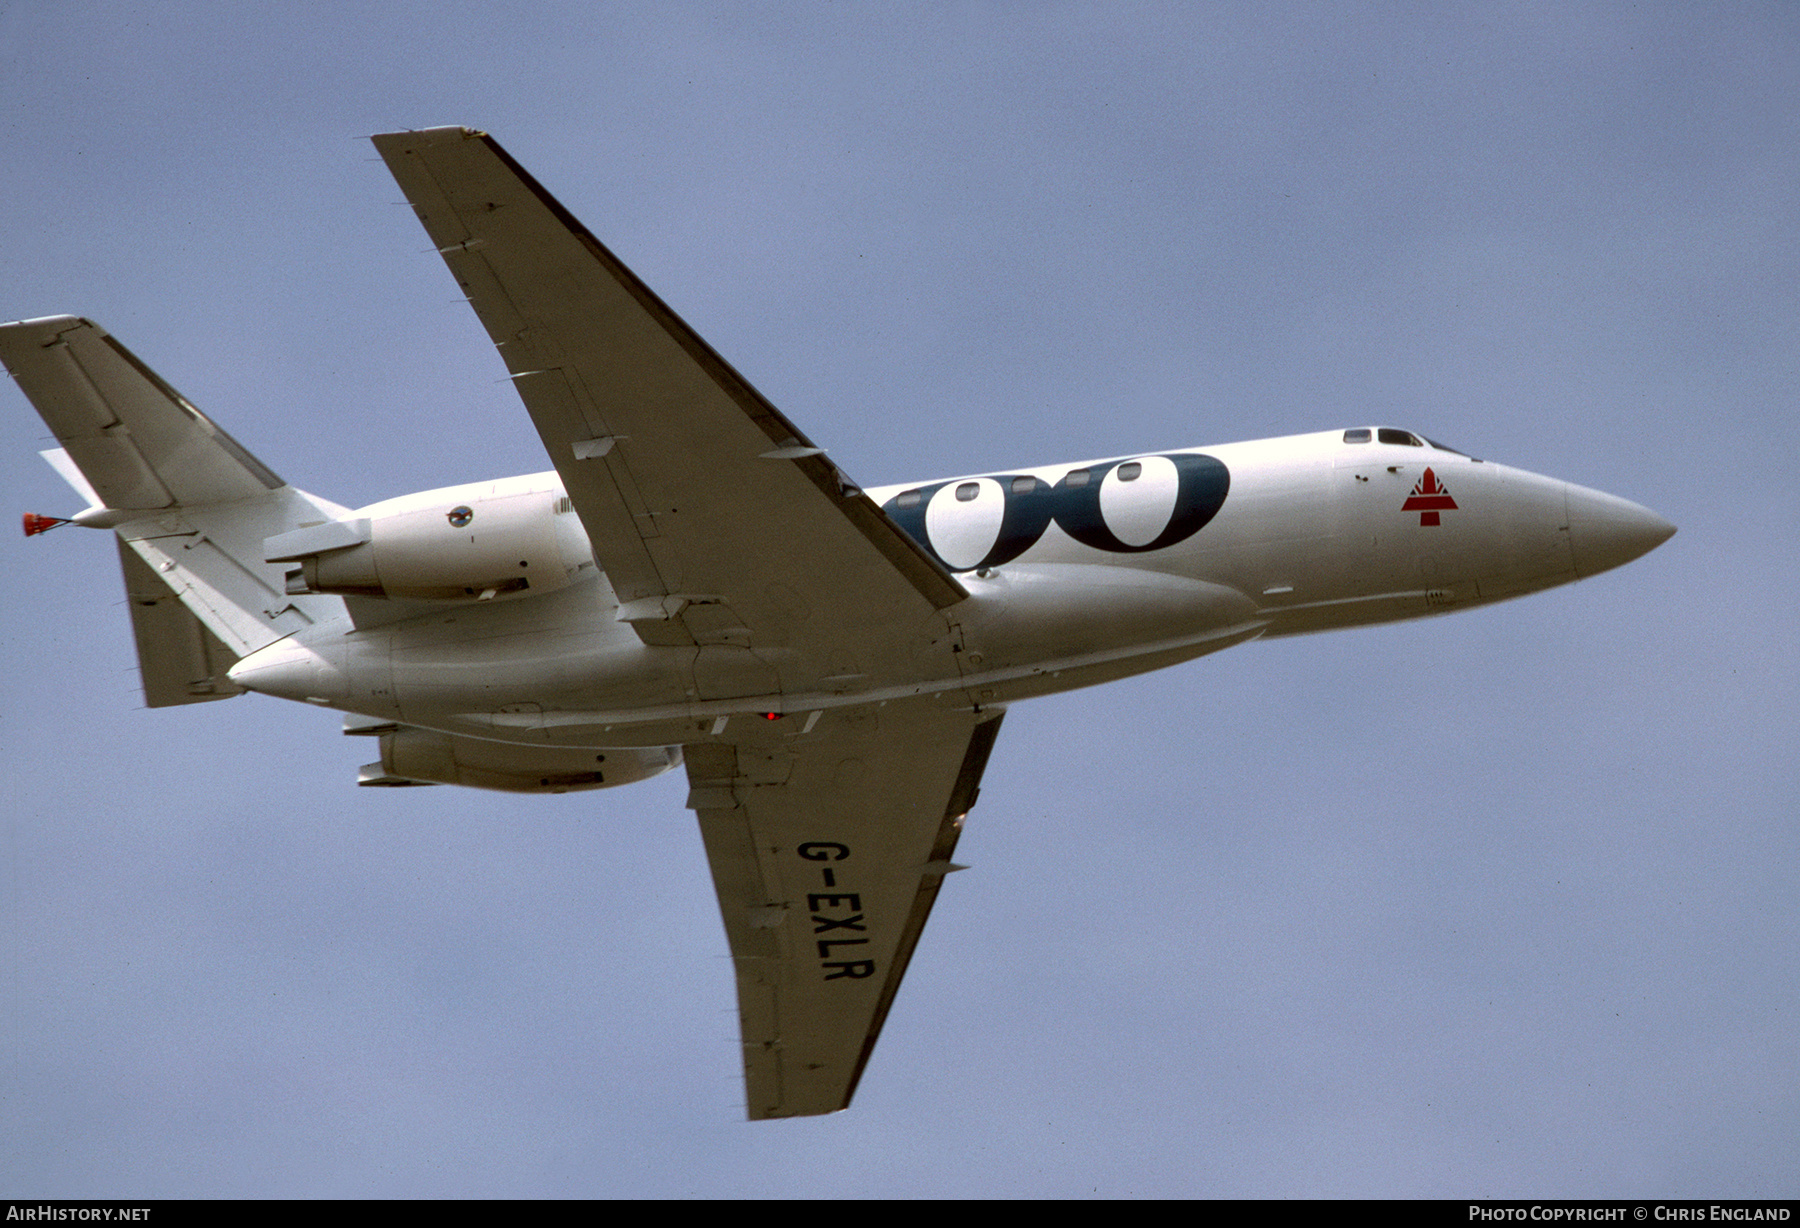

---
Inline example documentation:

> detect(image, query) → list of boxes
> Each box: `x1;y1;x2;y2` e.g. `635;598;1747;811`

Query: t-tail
3;316;350;706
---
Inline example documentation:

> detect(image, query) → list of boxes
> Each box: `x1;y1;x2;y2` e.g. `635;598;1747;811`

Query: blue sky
3;1;1795;1197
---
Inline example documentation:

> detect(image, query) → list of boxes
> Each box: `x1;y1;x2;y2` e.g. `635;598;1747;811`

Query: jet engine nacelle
359;726;682;793
265;476;593;602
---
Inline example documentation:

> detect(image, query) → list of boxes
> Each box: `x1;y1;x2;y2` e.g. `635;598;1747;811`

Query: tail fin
4;316;349;662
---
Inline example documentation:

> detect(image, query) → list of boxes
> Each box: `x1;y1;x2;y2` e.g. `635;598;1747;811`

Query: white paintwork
2;128;1676;1122
924;477;1006;569
1099;454;1180;546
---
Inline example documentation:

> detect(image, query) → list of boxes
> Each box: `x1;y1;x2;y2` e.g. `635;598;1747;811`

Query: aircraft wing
686;703;1003;1118
373;128;999;1117
370;127;965;657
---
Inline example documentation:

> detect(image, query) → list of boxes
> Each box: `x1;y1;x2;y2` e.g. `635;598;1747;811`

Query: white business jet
4;127;1673;1120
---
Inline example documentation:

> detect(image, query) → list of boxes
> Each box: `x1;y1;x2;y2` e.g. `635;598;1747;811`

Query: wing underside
687;703;1003;1118
370;127;963;662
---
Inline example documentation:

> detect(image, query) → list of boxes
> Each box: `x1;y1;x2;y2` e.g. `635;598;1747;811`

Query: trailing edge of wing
370;127;965;657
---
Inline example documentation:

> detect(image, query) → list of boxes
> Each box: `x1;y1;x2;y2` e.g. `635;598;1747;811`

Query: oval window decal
881;453;1229;571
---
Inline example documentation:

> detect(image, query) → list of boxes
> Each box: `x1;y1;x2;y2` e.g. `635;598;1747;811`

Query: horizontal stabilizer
0;316;282;509
115;538;244;707
7;317;354;658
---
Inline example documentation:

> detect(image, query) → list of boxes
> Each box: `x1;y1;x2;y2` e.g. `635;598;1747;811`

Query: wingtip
369;125;489;147
1;313;87;335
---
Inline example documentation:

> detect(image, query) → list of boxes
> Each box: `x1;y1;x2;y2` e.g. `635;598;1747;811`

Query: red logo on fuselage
1402;468;1457;526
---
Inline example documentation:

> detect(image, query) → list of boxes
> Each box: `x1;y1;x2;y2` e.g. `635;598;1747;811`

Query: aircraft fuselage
227;425;1672;761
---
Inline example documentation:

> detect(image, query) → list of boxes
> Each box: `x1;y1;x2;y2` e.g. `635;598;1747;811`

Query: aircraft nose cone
1565;482;1676;578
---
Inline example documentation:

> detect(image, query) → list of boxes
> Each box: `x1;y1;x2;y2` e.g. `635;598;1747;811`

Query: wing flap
687;704;1004;1119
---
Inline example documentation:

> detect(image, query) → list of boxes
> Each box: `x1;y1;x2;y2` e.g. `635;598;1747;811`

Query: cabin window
955;482;981;502
1011;475;1037;494
896;490;922;509
1117;461;1142;481
1065;469;1090;488
1343;428;1372;443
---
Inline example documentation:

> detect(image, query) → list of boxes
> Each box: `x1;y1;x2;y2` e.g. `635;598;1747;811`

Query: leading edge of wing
687;704;1005;1119
370;127;966;633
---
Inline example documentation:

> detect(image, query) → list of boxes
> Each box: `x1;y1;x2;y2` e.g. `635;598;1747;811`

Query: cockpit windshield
1342;427;1473;458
